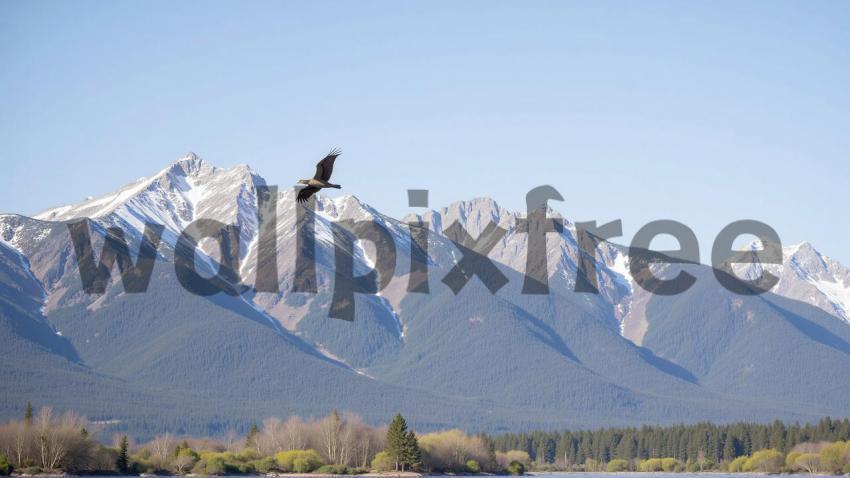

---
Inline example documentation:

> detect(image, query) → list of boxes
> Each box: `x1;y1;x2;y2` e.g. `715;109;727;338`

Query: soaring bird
296;148;342;204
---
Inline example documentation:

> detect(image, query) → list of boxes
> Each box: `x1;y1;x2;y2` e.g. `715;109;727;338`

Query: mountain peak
166;152;211;178
315;195;382;223
410;197;512;236
789;241;815;255
446;196;503;211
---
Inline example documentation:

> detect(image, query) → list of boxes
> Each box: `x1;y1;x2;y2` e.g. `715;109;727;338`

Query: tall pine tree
116;435;129;473
386;413;410;471
23;402;33;427
403;430;423;472
245;423;260;450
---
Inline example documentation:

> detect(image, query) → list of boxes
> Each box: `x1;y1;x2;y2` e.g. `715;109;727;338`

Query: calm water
72;474;845;478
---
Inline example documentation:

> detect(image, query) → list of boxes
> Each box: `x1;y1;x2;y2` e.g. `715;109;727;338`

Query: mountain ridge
2;152;849;437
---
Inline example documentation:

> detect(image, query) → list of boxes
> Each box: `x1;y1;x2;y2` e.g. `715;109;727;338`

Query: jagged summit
4;152;850;434
21;153;850;326
181;151;201;162
734;240;850;322
167;151;210;176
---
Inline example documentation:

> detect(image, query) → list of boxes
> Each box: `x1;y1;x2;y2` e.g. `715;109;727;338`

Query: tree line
1;403;849;475
0;404;522;475
487;417;850;465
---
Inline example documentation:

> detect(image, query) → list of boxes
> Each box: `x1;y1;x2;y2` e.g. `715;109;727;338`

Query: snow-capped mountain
4;152;850;435
35;153;264;261
407;198;632;329
733;241;850;323
21;153;850;333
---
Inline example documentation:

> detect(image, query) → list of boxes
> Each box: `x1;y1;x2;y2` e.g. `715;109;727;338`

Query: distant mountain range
2;153;850;438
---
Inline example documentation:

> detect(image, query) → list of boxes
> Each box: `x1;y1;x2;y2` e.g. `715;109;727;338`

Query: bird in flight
296;148;342;204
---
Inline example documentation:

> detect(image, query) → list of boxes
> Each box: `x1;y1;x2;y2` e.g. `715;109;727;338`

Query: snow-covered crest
21;153;850;331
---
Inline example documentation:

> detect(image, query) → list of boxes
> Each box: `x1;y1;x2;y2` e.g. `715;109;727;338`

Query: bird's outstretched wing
313;148;341;181
296;186;320;204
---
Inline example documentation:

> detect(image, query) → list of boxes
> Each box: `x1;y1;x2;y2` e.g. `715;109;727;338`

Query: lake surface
70;474;846;478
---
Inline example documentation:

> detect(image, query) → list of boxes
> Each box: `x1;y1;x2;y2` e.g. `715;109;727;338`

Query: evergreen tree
245;423;260;450
386;413;410;471
489;417;850;465
722;432;736;460
403;431;423;472
177;440;190;453
116;435;129;473
769;420;786;451
23;402;33;427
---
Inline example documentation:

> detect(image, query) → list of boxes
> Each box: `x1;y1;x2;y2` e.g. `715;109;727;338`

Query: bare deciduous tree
420;429;494;471
0;421;33;467
259;417;283;455
321;410;344;465
284;416;308;451
222;429;236;452
150;432;172;469
173;453;195;473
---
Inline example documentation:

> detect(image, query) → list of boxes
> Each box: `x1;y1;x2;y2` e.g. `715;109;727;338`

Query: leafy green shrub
0;455;11;476
639;458;663;472
820;441;850;473
507;460;525;475
785;451;801;469
791;453;822;473
465;459;481;473
236;448;260;462
313;464;348;474
371;451;394;472
190;452;244;476
293;458;315;473
204;457;228;475
728;455;748;472
275;449;324;473
607;459;629;472
842;463;850;474
129;449;158;475
250;456;278;473
661;457;682;472
744;449;783;473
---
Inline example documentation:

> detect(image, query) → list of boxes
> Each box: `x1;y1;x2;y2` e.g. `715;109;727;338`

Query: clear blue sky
2;1;848;264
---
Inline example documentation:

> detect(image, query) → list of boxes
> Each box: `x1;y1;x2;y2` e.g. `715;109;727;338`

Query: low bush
313;464;348;474
744;449;783;473
275;449;324;473
250;456;278;473
607;459;629;472
0;455;11;476
661;457;682;472
638;458;663;472
506;460;525;475
728;456;748;472
371;451;393;472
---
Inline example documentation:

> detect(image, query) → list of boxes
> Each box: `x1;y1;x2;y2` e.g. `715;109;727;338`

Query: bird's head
297;179;309;185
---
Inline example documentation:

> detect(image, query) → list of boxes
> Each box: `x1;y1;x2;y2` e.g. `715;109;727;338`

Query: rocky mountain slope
2;153;849;437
